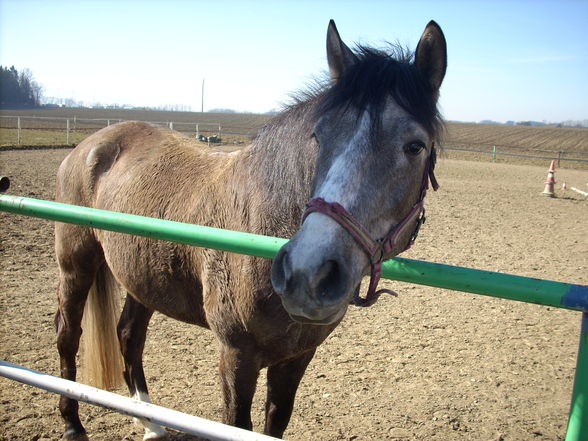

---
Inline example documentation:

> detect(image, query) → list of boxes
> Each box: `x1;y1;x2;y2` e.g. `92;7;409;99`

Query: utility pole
201;79;205;113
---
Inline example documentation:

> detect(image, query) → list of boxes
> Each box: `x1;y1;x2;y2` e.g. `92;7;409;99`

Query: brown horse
54;20;446;440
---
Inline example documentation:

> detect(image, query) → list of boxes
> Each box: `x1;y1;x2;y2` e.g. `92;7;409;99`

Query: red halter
302;146;439;307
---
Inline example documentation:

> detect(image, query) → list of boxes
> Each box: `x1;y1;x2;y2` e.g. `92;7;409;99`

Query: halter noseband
302;146;439;307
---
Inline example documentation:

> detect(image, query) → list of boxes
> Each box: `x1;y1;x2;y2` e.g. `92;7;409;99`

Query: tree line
0;66;42;108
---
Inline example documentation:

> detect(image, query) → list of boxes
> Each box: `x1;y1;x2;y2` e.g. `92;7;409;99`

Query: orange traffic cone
542;160;556;197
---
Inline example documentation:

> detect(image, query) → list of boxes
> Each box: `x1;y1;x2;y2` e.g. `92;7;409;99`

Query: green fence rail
1;193;586;440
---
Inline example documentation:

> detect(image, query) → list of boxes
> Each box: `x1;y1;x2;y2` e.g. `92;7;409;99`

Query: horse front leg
116;295;167;440
264;349;316;438
219;344;262;431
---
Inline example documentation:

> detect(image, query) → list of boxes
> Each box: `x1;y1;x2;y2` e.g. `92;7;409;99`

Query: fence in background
443;144;588;165
0;115;255;147
2;115;588;167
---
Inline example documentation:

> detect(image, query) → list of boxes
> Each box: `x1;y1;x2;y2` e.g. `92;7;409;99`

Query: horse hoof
142;425;169;441
144;432;169;441
61;431;90;441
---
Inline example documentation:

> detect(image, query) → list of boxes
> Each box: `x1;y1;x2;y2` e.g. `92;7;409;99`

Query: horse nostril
315;260;342;301
271;248;291;294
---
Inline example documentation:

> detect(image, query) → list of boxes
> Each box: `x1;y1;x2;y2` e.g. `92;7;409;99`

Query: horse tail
80;264;124;390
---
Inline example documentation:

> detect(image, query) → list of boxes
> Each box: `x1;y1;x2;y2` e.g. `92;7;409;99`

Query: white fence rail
443;145;588;164
0;115;254;146
0;360;283;441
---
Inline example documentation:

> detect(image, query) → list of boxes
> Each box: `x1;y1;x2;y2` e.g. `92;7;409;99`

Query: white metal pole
570;187;588;197
0;360;283;441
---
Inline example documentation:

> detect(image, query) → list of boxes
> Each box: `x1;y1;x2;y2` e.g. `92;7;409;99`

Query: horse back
55;121;214;326
58;121;169;205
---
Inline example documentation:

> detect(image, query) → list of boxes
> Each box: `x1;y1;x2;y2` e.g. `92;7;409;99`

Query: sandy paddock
1;147;587;441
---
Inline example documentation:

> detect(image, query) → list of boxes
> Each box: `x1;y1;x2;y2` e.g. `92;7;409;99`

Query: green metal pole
565;312;588;441
0;194;286;260
1;194;586;313
381;258;587;312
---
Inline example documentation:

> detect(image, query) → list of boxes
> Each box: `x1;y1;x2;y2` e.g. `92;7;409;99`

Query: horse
53;19;446;440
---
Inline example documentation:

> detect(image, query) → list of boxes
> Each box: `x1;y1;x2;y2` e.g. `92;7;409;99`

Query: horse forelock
318;44;444;140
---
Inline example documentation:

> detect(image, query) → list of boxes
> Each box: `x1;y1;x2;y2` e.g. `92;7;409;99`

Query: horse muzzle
271;239;356;325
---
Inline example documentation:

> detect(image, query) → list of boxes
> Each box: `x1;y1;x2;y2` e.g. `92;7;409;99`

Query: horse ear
415;20;447;92
326;20;357;81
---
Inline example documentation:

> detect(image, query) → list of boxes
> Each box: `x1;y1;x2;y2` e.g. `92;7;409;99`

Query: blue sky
1;0;587;122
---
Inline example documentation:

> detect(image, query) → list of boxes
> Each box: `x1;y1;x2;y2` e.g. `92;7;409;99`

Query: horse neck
234;100;319;237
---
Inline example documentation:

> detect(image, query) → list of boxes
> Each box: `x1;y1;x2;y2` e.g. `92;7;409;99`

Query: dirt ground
1;147;587;441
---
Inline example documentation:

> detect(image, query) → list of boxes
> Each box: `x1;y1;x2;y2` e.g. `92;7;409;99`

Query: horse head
272;20;446;325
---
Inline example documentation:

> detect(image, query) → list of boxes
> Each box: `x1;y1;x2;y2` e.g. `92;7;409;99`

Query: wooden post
66;119;70;145
17;117;21;146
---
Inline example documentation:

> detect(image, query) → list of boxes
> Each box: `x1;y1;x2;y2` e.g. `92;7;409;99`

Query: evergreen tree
0;66;42;108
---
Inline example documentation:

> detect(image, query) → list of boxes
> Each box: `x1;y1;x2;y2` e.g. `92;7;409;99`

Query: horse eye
403;141;425;156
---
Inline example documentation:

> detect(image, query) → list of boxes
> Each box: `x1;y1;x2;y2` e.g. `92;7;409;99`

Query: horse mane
288;43;445;140
243;99;319;236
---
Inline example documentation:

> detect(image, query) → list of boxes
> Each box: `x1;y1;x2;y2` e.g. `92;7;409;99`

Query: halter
302;145;439;307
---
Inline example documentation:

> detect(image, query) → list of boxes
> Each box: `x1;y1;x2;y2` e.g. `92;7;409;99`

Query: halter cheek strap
302;146;439;307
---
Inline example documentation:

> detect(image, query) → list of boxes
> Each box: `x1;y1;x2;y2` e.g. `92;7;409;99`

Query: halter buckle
409;208;426;246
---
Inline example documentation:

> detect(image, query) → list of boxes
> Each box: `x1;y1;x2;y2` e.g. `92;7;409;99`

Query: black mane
290;44;444;139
